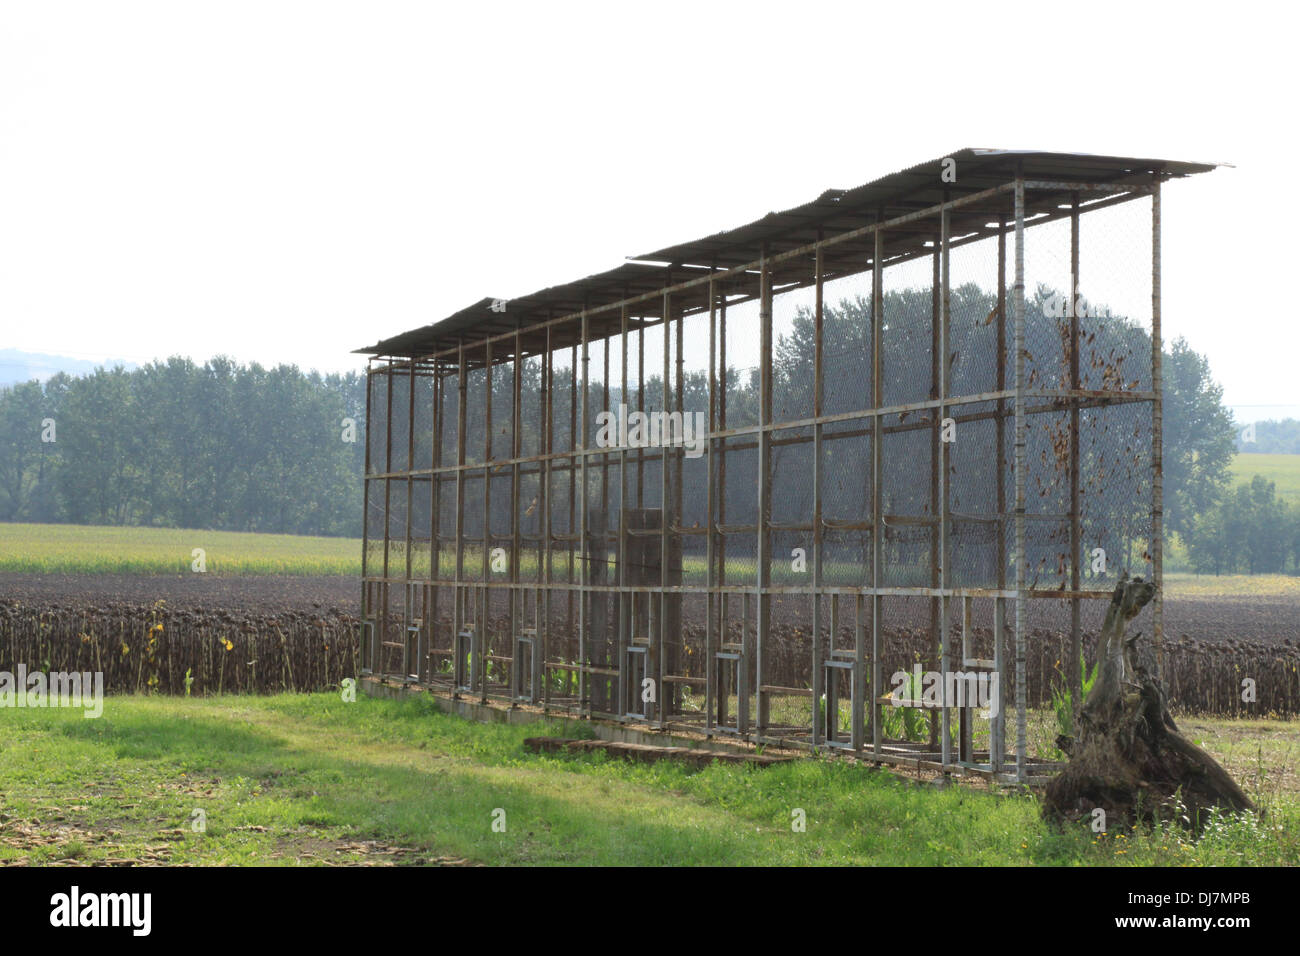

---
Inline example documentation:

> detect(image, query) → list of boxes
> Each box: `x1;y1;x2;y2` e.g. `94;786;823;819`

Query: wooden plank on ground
522;736;791;768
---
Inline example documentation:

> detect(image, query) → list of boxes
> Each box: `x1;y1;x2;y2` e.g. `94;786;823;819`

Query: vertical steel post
619;303;630;718
718;293;728;652
481;340;493;702
511;332;523;702
706;278;717;730
1013;169;1028;783
600;325;611;714
542;325;553;708
579;312;590;713
405;361;416;678
871;217;884;758
812;239;825;746
673;288;685;722
454;342;467;693
993;215;1008;772
659;290;671;726
756;244;773;735
929;225;942;750
429;366;443;682
380;362;393;675
1069;193;1082;714
568;344;577;676
360;362;373;673
940;202;952;769
1151;178;1164;675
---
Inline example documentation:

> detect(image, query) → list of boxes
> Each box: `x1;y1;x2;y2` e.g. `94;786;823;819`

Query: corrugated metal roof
359;149;1219;360
631;148;1215;267
356;262;686;363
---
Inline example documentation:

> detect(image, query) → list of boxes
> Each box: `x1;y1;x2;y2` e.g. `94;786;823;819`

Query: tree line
1185;475;1300;575
0;283;1293;572
1160;347;1300;574
0;357;367;537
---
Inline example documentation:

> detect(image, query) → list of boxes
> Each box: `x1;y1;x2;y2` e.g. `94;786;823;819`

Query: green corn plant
1052;651;1100;756
891;670;929;743
880;699;904;739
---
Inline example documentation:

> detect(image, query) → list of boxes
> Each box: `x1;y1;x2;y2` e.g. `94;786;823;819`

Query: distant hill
0;348;138;389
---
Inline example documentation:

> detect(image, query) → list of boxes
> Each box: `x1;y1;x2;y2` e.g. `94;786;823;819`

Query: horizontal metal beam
358;577;1120;601
1023;180;1155;193
363;387;1156;480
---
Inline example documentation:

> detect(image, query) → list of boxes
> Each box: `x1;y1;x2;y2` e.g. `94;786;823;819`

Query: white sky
1;1;1295;416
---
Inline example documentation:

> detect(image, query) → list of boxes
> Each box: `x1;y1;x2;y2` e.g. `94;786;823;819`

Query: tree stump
1042;573;1255;831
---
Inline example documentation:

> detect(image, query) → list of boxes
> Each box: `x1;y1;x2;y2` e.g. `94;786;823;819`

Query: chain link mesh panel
360;179;1162;777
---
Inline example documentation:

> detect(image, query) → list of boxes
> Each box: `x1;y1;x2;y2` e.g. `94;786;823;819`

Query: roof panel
359;149;1220;359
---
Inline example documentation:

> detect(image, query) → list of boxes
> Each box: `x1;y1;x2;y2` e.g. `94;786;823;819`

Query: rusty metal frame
360;170;1175;786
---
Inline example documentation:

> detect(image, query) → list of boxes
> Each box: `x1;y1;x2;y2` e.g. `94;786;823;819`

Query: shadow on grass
49;704;766;864
61;713;287;760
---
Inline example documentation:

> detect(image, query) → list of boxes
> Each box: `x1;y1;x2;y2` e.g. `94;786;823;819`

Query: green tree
58;366;138;524
1161;338;1236;539
0;380;57;520
1186;504;1229;575
1187;476;1295;575
1243;475;1288;573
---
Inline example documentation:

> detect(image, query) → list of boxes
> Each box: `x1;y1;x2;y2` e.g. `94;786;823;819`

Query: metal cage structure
357;149;1218;785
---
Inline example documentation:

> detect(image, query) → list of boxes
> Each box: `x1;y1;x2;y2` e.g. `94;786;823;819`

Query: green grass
1231;452;1300;500
0;523;360;575
0;693;1294;866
